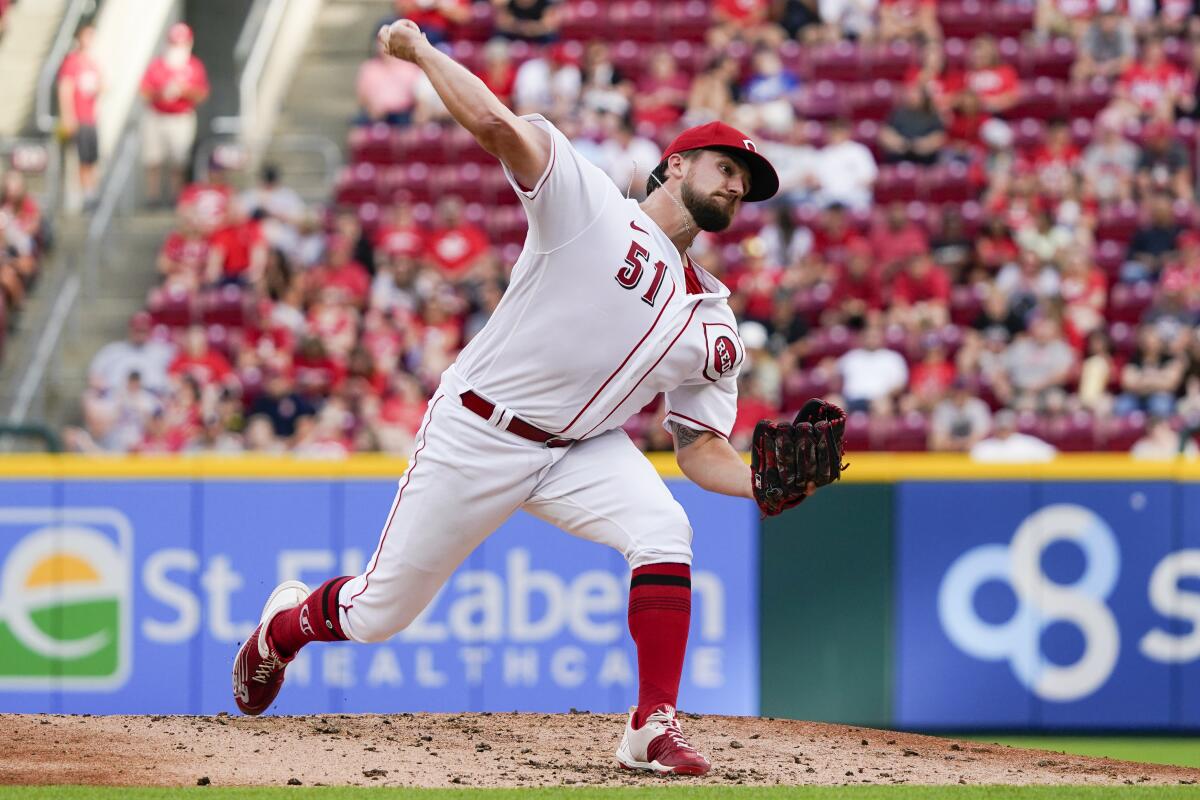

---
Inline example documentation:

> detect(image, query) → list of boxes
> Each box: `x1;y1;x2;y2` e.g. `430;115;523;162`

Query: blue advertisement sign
0;478;758;716
896;481;1200;730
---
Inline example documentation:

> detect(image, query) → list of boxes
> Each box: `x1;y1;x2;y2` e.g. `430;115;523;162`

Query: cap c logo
743;139;757;152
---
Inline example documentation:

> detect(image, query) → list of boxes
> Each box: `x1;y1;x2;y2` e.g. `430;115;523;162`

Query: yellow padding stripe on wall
0;453;1197;481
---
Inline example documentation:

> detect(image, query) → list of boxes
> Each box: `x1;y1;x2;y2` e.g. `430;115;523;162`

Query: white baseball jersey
453;114;745;441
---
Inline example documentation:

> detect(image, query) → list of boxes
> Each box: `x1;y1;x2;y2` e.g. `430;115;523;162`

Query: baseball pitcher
233;18;846;775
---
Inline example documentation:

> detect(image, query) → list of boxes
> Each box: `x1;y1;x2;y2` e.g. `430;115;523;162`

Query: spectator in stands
774;0;825;43
684;55;741;126
879;84;945;165
760;122;819;206
811;118;878;211
714;0;772;40
870;201;930;274
158;212;210;292
241;163;306;254
1111;35;1189;124
1131;415;1199;458
1059;249;1108;346
140;23;209;206
0;0;8;40
1016;209;1072;265
311;235;371;308
1080;111;1139;203
88;312;175;395
178;156;233;234
632;48;690;133
595;111;661;200
995;315;1076;410
812;202;867;263
816;0;878;42
206;200;268;288
830;243;884;326
512;41;581;118
878;0;940;44
1072;8;1135;84
474;37;518;108
1077;328;1114;415
758;203;813;267
970;409;1057;462
0;170;39;306
1136;119;1193;203
1126;192;1181;281
579;40;632;118
929;378;991;452
741;46;800;135
388;0;470;47
1117;324;1186;417
57;24;103;206
77;370;163;453
1034;0;1094;40
890;254;950;329
357;36;423;125
975;215;1020;272
423;195;492;281
493;0;562;44
909;336;955;411
837;323;908;413
250;368;316;439
930;206;973;278
973;286;1027;341
169;325;235;390
1160;231;1200;311
959;36;1021;116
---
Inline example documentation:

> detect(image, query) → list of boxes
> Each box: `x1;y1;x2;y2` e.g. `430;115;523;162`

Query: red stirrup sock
627;562;692;729
267;576;352;659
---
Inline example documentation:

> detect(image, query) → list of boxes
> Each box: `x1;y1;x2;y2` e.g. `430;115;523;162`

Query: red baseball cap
659;121;779;202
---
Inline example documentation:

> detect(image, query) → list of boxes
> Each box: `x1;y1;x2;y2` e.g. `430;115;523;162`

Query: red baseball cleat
232;580;309;715
615;704;712;776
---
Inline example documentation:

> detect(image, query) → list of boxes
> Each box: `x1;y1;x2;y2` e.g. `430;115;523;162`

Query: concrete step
0;0;68;135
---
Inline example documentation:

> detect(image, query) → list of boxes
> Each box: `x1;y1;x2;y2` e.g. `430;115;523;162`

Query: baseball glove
750;398;848;517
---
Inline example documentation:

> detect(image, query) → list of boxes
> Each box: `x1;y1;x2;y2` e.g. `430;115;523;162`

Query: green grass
963;738;1200;770
2;789;1199;799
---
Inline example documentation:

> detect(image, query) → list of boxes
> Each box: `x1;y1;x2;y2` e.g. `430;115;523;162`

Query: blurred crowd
69;0;1200;459
0;168;44;362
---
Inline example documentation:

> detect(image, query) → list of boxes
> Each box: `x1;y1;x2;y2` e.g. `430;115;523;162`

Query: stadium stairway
0;211;175;431
266;0;392;199
0;0;69;136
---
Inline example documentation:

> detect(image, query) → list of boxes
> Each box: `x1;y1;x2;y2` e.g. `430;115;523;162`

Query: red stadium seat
1026;38;1076;80
848;81;895;121
1100;411;1147;451
794;81;846;121
873;163;920;204
348;123;394;166
1095;201;1140;244
1095;239;1126;279
200;285;251;329
938;1;989;40
561;0;602;40
147;286;196;329
883;412;930;451
1013;118;1047;156
1063;78;1113;120
456;1;494;42
1042;412;1098;452
921;162;977;204
843;411;872;452
865;40;918;82
334;163;379;206
1107;281;1155;324
989;0;1036;39
811;41;862;83
1004;79;1063;121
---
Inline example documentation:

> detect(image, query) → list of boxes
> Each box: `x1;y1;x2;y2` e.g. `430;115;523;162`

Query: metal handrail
34;0;93;134
193;132;342;200
210;0;289;138
6;111;141;427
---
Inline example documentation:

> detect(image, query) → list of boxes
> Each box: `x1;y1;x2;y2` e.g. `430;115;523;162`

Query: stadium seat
1100;411;1147;451
1107;281;1155;324
1026;38;1076;80
334;163;379;206
922;162;977;204
1095;239;1125;279
201;285;251;329
882;412;930;451
1042;412;1097;452
848;81;895;121
843;411;872;452
864;40;917;82
873;163;920;204
812;42;862;83
1005;79;1063;121
1063;78;1113;120
1094;201;1140;244
793;81;845;121
989;0;1036;39
147;286;196;329
938;1;989;40
561;0;602;40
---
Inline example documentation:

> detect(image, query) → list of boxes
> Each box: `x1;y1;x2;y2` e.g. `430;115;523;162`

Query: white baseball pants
335;375;693;644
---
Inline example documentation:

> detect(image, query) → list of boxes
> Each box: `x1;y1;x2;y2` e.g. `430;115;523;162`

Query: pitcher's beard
681;183;735;232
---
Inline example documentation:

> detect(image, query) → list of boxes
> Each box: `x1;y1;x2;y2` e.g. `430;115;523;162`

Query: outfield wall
0;455;1197;730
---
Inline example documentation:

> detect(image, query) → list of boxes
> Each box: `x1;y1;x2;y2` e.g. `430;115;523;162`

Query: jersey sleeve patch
701;322;744;382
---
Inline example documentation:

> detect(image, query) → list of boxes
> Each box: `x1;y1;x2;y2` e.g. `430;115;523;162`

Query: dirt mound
2;713;1197;788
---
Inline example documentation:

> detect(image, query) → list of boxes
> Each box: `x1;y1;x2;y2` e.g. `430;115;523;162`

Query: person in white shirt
595;111;662;200
837;324;908;412
1131;416;1199;459
512;42;582;118
812;118;878;211
87;312;176;395
970;409;1058;462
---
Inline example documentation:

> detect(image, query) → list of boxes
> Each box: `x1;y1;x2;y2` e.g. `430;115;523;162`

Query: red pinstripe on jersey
342;393;444;611
555;279;678;436
580;301;702;439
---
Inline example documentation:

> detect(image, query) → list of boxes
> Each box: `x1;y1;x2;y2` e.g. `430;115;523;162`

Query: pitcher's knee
626;516;693;570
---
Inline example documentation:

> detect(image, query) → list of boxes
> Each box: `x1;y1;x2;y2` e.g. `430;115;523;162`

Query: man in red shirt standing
58;25;104;205
140;23;210;205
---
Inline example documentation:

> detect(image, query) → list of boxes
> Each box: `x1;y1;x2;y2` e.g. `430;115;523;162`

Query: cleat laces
253;654;283;684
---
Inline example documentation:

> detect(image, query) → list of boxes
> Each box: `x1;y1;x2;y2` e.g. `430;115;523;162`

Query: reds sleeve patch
701;322;744;382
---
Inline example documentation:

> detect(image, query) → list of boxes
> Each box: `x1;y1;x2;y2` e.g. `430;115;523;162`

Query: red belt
460;391;574;448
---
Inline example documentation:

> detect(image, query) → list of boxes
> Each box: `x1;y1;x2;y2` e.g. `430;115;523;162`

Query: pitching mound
2;713;1198;788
